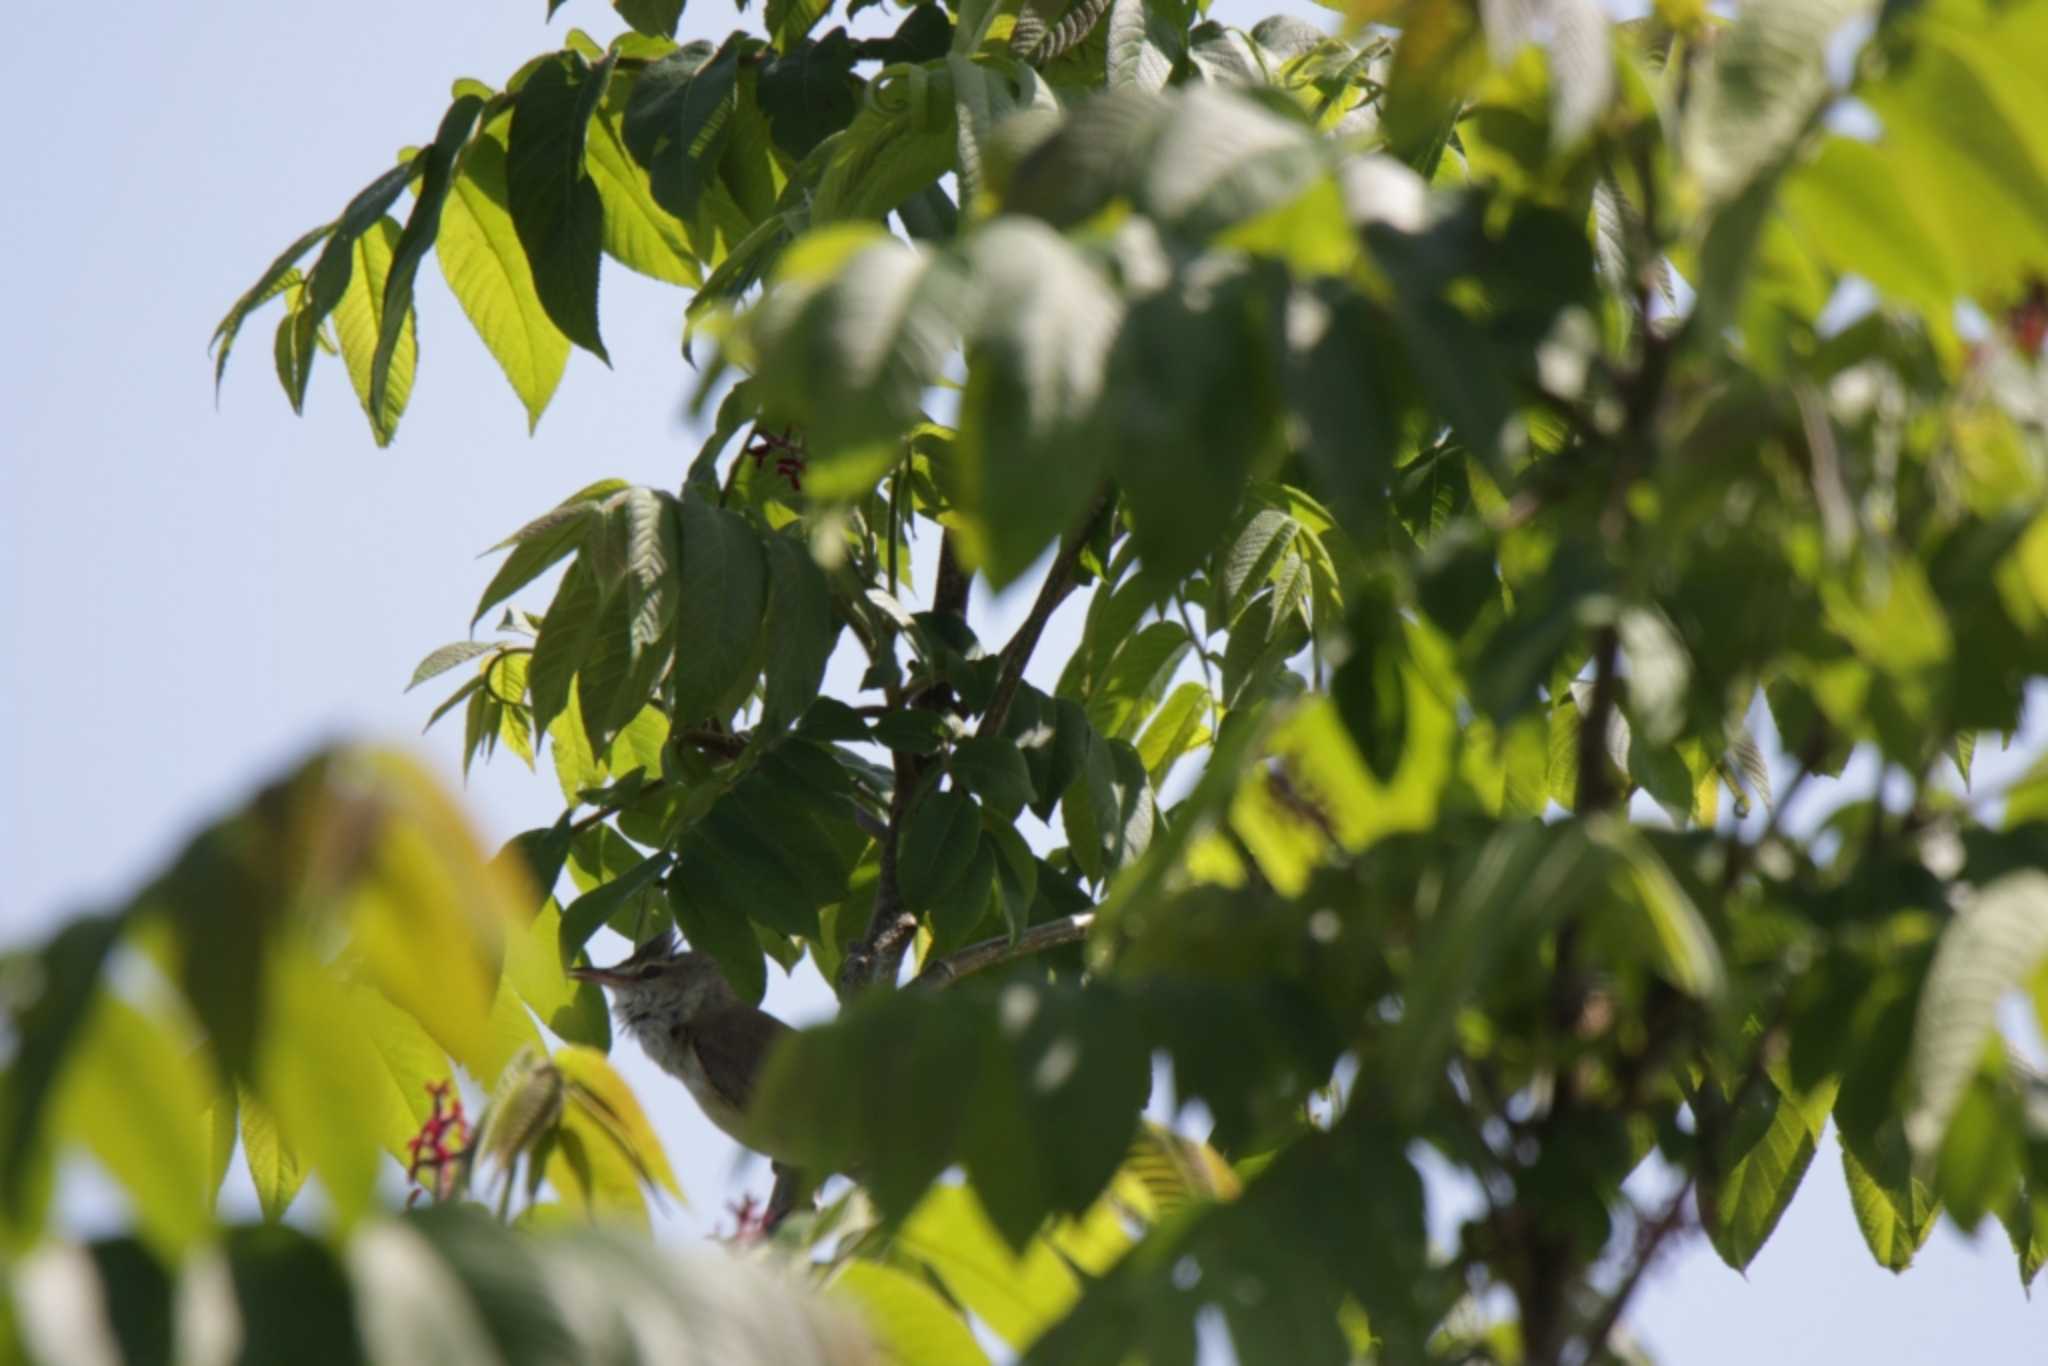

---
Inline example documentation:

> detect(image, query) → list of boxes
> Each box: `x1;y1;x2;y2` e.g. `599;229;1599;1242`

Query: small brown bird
569;933;810;1225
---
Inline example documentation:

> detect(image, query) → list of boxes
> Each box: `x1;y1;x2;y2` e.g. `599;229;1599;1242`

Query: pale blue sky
2;0;2042;1358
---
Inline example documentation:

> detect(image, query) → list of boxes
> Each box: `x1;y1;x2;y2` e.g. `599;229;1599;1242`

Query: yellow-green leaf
553;1046;684;1201
438;113;572;430
54;998;214;1258
333;216;415;447
830;1260;990;1366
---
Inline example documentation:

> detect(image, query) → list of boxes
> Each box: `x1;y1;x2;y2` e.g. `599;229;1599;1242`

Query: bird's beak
569;962;629;987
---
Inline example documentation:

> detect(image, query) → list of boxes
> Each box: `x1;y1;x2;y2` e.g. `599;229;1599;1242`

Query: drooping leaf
332;217;416;446
213;221;334;396
623;36;743;225
439;110;574;428
954;220;1121;587
1907;872;2048;1159
372;95;485;422
672;498;769;724
508;50;615;359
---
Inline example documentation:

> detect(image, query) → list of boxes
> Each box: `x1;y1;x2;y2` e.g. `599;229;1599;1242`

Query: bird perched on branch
570;932;809;1227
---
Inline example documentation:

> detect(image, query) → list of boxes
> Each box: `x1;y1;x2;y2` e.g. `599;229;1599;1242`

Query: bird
569;932;811;1226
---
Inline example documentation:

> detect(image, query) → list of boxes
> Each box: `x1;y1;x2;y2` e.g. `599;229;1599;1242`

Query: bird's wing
689;1005;794;1114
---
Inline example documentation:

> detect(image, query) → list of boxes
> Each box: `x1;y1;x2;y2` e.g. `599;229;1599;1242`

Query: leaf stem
979;491;1113;740
911;913;1096;989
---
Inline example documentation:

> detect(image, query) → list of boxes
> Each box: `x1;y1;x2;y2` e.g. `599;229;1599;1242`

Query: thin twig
1579;1175;1695;1357
978;491;1113;740
912;913;1096;990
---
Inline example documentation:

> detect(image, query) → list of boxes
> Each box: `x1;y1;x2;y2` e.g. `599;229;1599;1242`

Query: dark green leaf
759;30;859;160
508;51;613;359
473;478;628;627
900;788;984;911
223;1225;362;1366
530;556;602;741
673;498;769;724
558;852;672;961
761;534;839;728
951;736;1035;817
214;222;333;396
2;915;122;1216
623;36;743;224
955;221;1119;587
373;95;485;421
615;0;685;37
303;159;418;333
1111;265;1281;581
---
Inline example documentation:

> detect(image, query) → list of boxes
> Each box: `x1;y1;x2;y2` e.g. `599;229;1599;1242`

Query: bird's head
568;932;735;1025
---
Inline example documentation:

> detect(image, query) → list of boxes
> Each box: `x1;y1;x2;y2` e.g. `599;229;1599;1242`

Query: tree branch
1579;1175;1695;1358
979;491;1113;740
910;913;1096;990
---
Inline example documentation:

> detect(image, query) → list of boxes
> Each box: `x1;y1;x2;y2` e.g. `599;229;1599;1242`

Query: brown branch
1580;1176;1695;1357
1574;624;1623;817
911;913;1096;990
978;492;1113;740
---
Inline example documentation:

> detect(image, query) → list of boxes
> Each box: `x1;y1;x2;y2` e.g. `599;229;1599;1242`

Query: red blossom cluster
745;427;807;492
404;1079;470;1209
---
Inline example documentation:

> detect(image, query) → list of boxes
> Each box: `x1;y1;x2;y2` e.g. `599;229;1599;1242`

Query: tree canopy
9;0;2048;1361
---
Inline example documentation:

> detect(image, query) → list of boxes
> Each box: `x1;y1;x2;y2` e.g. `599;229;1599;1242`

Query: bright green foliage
14;0;2048;1361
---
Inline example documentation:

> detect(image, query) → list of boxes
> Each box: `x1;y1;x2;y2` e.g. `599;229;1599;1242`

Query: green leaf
830;1260;991;1366
900;788;984;911
1703;1073;1838;1271
1106;0;1178;92
1084;619;1191;742
761;534;839;728
439;111;573;429
1841;1120;1939;1272
240;1089;306;1223
332;217;415;446
1682;0;1875;206
614;0;684;37
586;90;701;287
213;221;333;396
747;230;963;498
272;292;321;415
54;998;215;1257
508;51;614;360
668;871;770;1004
1135;680;1211;787
2;915;122;1221
222;1224;364;1365
1907;871;2048;1158
811;62;959;224
409;640;499;691
1389;824;1606;1116
673;498;769;724
893;1186;1090;1349
373;95;484;422
473;478;627;627
1110;265;1280;581
951;736;1035;817
1136;87;1327;239
623;36;742;225
955;220;1120;587
531;557;603;741
1061;732;1155;883
303;158;418;336
558;853;673;961
759;31;860;159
